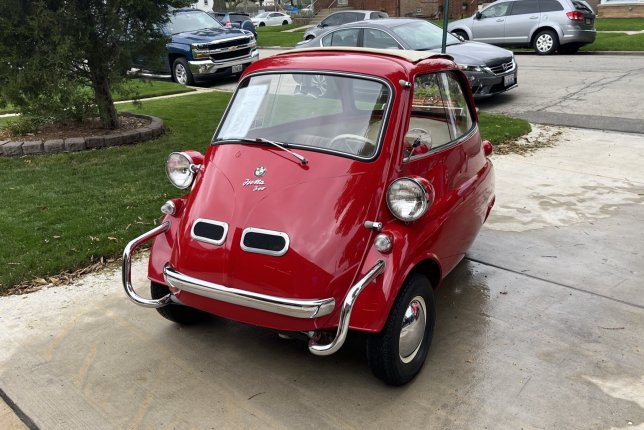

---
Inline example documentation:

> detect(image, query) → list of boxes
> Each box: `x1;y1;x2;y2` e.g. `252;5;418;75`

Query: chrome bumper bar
308;260;386;356
188;49;259;76
163;266;335;319
122;221;173;308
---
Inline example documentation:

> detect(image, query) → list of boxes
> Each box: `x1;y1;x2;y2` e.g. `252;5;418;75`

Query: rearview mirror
475;11;482;19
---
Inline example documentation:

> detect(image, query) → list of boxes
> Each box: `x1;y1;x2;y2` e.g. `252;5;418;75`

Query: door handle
496;18;504;22
529;16;538;19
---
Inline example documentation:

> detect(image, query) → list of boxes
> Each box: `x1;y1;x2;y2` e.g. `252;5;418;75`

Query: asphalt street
1;50;643;429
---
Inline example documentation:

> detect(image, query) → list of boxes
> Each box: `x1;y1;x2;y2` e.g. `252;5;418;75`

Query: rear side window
370;12;389;19
322;13;343;26
509;0;540;15
363;29;400;49
540;0;564;11
406;72;473;158
342;12;363;23
321;29;360;47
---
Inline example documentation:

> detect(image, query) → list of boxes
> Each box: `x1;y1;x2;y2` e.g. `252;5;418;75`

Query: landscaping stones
0;113;164;157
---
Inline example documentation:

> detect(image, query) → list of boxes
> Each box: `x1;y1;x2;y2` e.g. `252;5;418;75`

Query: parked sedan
251;11;292;27
297;18;517;98
303;9;388;41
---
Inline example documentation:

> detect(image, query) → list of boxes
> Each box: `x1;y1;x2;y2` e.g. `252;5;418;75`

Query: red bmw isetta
123;48;495;385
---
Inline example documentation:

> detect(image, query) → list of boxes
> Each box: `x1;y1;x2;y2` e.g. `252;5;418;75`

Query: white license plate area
232;64;243;73
504;74;515;86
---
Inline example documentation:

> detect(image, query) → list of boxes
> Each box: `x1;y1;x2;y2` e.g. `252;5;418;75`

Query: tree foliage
0;0;191;129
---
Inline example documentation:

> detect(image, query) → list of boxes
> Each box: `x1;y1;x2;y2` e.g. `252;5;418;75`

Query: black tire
533;29;559;55
282;20;289;25
366;273;436;386
172;57;195;86
453;30;468;41
258;22;266;27
305;35;315;41
151;282;209;325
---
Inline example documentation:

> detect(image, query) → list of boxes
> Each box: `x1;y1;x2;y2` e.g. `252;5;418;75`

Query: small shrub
3;116;42;136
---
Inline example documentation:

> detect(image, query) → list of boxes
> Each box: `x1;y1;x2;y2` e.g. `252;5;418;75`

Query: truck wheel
172;57;194;86
151;282;209;325
366;273;435;386
534;29;559;55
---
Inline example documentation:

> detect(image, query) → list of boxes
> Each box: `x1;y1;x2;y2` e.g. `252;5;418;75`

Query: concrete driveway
1;125;643;429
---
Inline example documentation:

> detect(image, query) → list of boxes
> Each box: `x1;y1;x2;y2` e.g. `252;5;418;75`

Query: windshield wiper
219;137;308;166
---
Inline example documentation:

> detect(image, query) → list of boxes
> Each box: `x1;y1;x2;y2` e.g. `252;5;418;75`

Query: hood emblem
254;166;267;177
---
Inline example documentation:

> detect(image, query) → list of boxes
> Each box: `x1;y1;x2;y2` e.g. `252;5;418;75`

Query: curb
0;113;164;158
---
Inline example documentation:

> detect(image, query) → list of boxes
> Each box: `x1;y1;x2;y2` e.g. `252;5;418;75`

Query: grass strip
595;18;644;31
583;32;644;51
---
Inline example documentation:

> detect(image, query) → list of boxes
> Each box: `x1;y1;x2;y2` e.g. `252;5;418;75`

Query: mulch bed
0;115;150;141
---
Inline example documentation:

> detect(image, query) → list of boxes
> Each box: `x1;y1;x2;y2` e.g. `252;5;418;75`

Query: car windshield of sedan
167;10;222;34
393;21;460;50
214;73;391;159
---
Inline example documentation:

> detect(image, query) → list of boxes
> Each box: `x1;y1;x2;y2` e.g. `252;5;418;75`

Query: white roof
278;47;454;63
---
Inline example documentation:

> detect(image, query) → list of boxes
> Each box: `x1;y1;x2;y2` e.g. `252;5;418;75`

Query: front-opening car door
504;0;541;44
471;1;513;44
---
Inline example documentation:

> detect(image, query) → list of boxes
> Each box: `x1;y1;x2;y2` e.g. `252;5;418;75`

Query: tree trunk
91;72;119;130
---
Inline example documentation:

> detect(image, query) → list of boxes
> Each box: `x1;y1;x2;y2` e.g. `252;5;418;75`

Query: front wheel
282;20;289;25
151;282;210;325
452;30;468;41
367;273;436;385
258;22;266;27
534;29;559;55
172;57;194;86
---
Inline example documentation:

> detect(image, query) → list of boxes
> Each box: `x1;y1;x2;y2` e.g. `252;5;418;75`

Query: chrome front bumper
163;266;335;319
122;223;385;356
189;49;259;76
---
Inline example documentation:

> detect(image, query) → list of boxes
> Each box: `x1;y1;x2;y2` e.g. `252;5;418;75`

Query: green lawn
595;18;644;31
256;23;306;47
0;91;528;292
0;79;192;115
583;32;644;51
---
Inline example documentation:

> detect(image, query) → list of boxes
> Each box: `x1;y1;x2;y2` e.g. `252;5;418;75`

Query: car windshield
167;10;222;33
392;21;460;50
214;73;391;159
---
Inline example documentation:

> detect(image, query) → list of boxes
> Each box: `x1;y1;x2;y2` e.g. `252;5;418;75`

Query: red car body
123;48;495;385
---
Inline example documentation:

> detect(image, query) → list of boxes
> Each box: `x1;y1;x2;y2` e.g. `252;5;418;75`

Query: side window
363;29;400;49
406;72;473;159
370;12;389;19
540;0;564;11
480;3;511;18
321;29;360;47
323;13;343;26
340;12;361;24
509;0;540;14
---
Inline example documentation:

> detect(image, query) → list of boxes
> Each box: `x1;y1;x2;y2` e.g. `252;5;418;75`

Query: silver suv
447;0;596;54
303;10;388;41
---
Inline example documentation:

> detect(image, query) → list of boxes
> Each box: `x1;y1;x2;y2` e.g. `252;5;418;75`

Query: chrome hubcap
399;296;426;363
537;35;553;52
175;64;187;85
310;75;327;97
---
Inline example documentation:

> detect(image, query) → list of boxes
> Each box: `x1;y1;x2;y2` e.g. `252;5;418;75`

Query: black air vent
192;219;228;245
241;228;289;256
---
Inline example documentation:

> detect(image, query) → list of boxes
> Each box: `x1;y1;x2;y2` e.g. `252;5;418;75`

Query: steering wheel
329;134;374;155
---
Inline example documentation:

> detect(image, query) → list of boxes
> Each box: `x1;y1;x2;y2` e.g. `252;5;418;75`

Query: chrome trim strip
240;227;290;257
191;218;228;246
163;266;335;319
122;221;172;308
308;260;386;356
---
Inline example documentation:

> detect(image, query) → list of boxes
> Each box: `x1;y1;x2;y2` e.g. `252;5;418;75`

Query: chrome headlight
386;178;432;222
166;152;197;189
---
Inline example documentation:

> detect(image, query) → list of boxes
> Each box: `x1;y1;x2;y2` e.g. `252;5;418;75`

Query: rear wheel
172;57;194;86
151;282;209;325
534;29;559;55
452;30;468;41
367;273;436;386
258;22;266;27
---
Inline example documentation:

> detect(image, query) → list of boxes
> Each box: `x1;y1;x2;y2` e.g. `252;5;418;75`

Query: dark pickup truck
141;8;258;85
